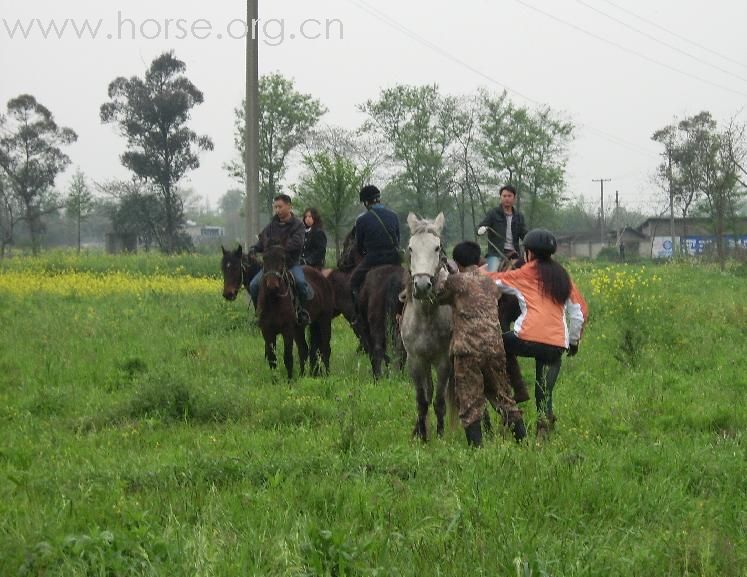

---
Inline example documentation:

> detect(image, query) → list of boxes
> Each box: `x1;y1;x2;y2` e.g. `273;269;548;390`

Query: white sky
2;0;747;216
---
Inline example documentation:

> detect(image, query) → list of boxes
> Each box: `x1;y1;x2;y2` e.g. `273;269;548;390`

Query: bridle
410;240;448;306
262;265;290;297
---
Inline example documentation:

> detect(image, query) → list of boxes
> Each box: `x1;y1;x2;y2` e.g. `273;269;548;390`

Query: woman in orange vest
483;229;588;435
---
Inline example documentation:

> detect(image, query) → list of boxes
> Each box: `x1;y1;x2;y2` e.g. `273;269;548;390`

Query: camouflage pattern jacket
436;265;503;357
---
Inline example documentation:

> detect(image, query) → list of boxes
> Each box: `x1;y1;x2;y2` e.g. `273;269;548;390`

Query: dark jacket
478;207;528;257
355;204;401;264
253;214;305;267
301;228;327;268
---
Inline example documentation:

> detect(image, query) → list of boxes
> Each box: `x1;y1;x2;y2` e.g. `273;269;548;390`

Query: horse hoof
412;423;427;441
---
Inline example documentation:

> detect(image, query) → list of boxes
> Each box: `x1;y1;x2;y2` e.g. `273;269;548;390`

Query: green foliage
0;170;23;255
361;84;459;217
100;52;213;254
1;257;746;576
0;94;77;254
479;90;574;227
595;246;621;262
64;169;95;253
652;111;747;270
230;72;327;213
295;150;370;259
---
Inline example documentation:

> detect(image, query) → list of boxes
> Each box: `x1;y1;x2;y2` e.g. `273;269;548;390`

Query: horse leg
308;322;320;376
369;314;387;380
264;334;277;371
409;360;431;441
295;326;309;377
283;331;295;380
319;317;332;375
434;356;451;437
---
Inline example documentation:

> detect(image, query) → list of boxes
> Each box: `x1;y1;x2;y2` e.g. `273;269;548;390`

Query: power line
597;0;747;72
347;0;539;105
576;0;747;85
513;0;747;99
346;0;659;159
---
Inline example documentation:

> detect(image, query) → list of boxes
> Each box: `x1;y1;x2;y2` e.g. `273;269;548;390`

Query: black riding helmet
359;184;381;204
523;228;557;257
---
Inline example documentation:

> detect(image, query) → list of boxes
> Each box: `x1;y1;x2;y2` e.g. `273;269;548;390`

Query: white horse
400;213;454;440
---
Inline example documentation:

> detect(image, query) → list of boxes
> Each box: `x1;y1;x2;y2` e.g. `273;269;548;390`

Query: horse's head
338;226;362;272
407;212;446;299
262;244;287;292
221;244;244;301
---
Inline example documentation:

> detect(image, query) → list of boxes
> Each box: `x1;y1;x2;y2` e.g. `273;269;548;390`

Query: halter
262;267;291;297
410;242;448;306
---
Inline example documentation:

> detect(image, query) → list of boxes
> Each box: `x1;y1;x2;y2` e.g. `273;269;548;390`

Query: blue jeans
250;265;313;303
486;255;501;272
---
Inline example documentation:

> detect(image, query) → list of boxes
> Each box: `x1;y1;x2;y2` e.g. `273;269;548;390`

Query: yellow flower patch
0;270;218;297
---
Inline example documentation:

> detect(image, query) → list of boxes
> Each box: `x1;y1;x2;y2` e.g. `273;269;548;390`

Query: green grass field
0;253;745;576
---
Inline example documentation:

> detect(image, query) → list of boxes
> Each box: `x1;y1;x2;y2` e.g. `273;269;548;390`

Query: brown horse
493;256;530;403
221;244;262;302
222;245;334;379
336;228;405;379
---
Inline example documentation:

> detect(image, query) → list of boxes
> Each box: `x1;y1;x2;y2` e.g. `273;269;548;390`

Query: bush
596;246;622;262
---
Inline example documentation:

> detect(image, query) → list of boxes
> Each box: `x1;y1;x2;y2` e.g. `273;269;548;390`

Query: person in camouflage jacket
436;241;527;447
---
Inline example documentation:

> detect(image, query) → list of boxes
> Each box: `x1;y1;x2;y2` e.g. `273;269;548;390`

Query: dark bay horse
334;228;405;379
221;244;262;302
222;245;334;379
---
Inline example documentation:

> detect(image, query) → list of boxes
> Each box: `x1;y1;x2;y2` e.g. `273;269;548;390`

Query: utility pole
592;178;611;244
244;0;260;249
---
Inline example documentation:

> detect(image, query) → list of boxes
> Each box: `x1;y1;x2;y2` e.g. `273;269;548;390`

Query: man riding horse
249;194;314;324
350;185;402;329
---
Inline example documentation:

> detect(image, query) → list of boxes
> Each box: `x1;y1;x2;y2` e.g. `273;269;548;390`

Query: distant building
185;221;224;244
637;217;747;258
556;227;647;259
555;216;747;259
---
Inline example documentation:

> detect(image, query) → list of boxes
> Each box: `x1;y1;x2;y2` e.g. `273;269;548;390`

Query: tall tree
294;150;371;260
479;90;573;226
0;95;77;254
100;51;213;253
97;180;170;252
218;189;245;242
0;171;23;258
653;117;706;242
228;73;326;213
653;111;746;268
65;168;95;253
360;84;459;217
450;95;490;239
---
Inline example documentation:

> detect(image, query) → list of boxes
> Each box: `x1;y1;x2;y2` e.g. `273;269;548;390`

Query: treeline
3;49;743;258
652;112;747;269
229;76;575;257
